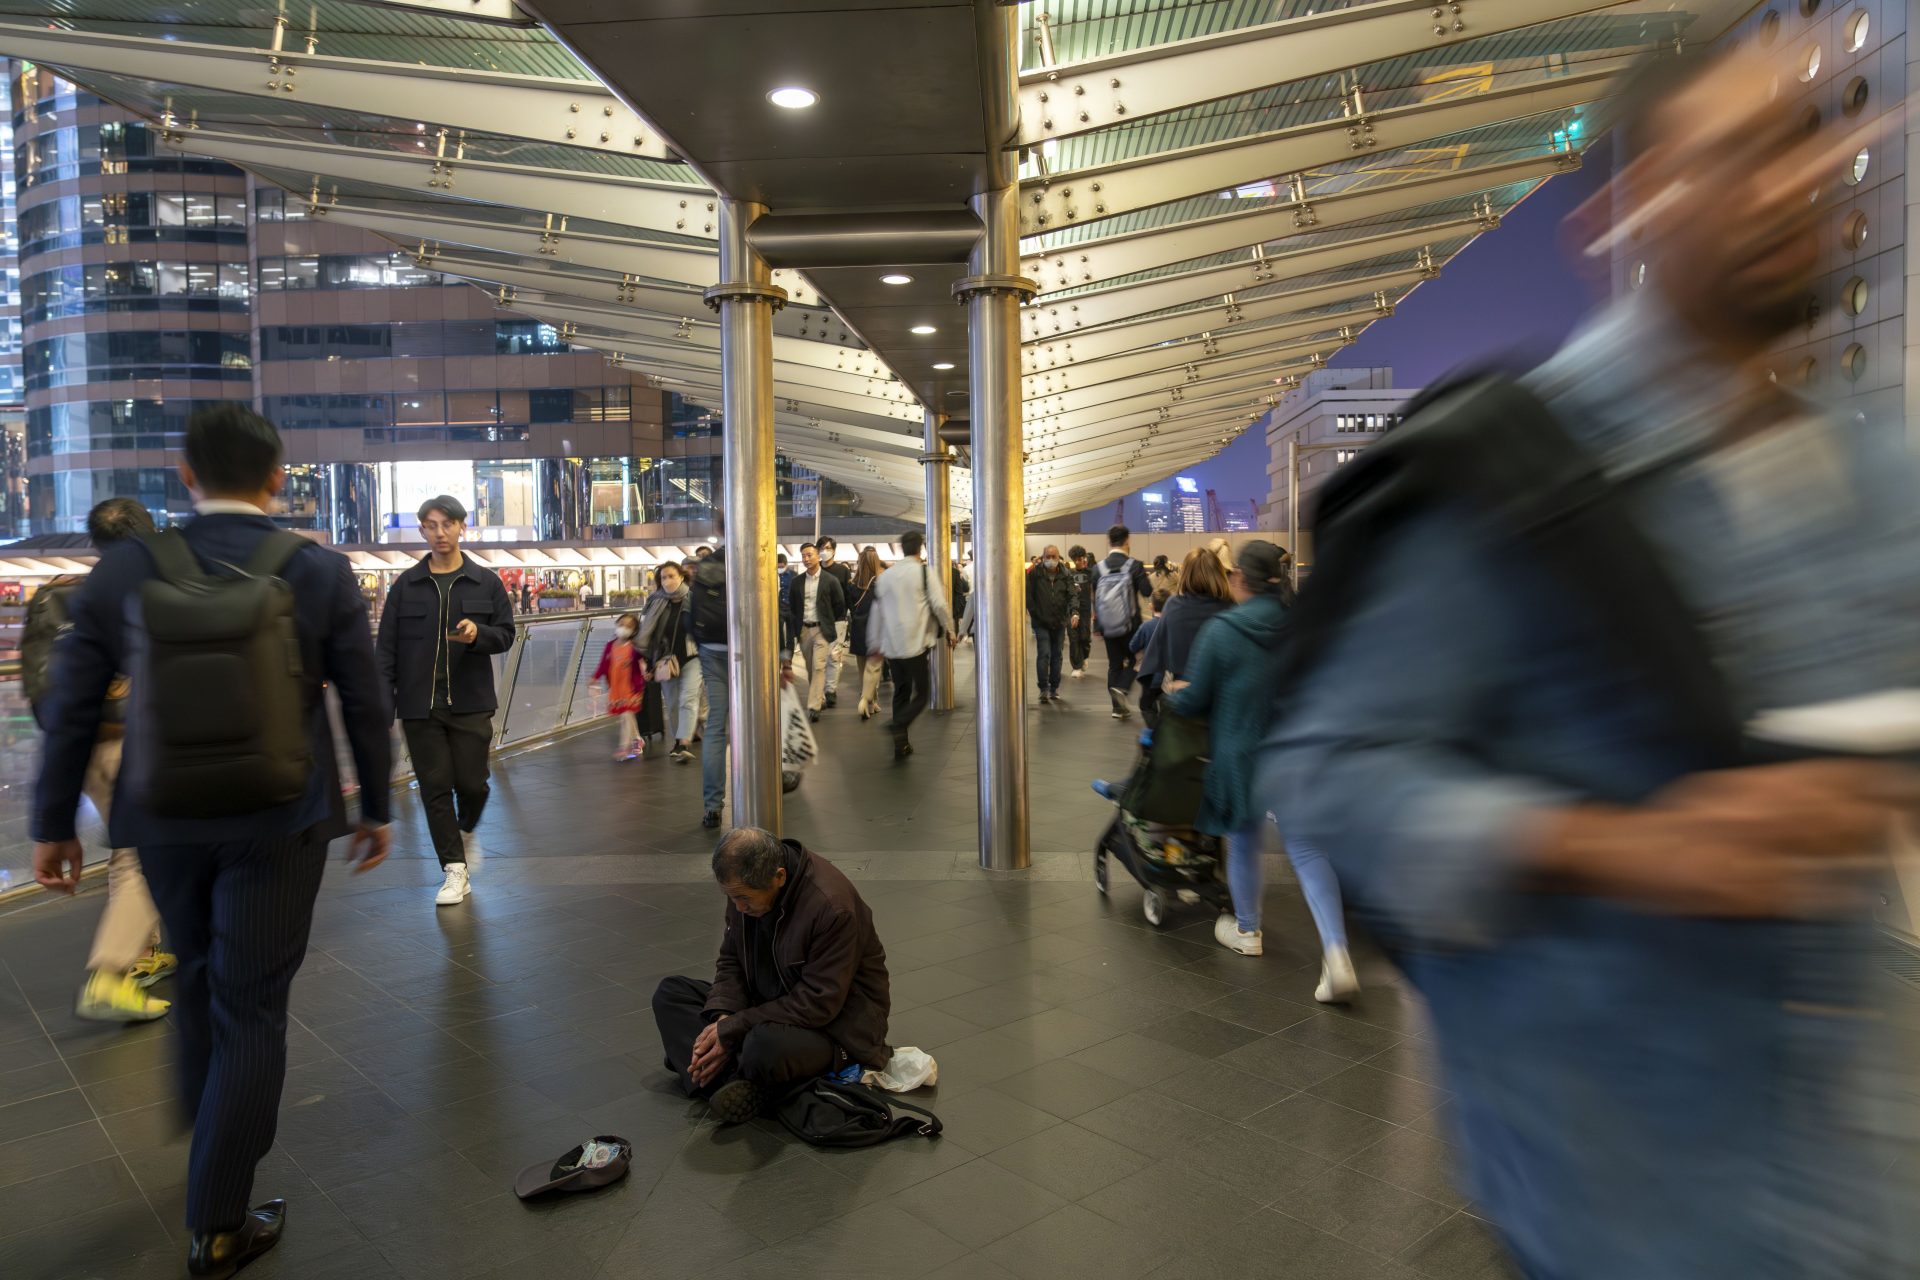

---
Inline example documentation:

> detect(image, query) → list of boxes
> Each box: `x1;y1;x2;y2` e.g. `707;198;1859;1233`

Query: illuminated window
1846;147;1870;185
1843;276;1868;316
1800;44;1822;83
1845;9;1869;53
1843;209;1868;250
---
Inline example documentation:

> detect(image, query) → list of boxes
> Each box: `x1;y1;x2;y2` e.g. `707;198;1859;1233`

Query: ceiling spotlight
910;324;937;335
880;273;913;286
767;86;818;110
931;361;955;370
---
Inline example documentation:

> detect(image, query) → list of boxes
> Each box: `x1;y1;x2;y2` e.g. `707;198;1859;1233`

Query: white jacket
864;558;955;659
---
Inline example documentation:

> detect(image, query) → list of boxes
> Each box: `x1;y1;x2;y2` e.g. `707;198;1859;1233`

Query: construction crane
1206;488;1224;531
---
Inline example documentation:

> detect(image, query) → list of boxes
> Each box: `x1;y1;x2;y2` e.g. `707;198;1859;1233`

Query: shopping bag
780;682;818;772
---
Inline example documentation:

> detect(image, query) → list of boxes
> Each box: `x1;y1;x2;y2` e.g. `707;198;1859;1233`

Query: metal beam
493;295;875;360
1024;286;1397;370
1021;153;1568;289
1025;336;1338;417
1019;67;1611;233
614;367;923;434
163;129;715;237
1028;365;1303;438
579;332;911;405
361;0;535;24
4;22;668;159
1026;401;1276;458
1023;308;1374;396
1025;214;1484;333
1015;0;1626;144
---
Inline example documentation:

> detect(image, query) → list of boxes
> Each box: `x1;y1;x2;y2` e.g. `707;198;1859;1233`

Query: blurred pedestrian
592;613;646;760
1262;47;1920;1278
864;529;955;759
1144;546;1233;687
848;546;887;720
1066;545;1094;679
1092;525;1152;718
639;561;702;763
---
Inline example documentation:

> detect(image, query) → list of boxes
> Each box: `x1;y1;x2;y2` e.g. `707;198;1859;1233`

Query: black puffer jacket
1026;562;1077;627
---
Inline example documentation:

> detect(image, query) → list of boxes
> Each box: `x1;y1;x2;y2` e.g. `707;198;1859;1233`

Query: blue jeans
697;645;728;815
1032;623;1064;692
1226;822;1347;949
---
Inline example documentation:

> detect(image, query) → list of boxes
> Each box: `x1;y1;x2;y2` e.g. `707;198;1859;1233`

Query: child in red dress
593;613;647;760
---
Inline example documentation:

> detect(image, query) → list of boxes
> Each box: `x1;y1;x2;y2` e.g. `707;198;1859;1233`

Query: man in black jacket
816;535;854;708
652;827;891;1122
33;406;391;1278
376;495;515;906
1026;544;1078;703
1066;545;1094;680
784;542;846;722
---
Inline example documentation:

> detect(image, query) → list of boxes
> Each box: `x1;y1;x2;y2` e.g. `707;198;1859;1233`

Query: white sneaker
1315;945;1360;1004
435;863;471;906
461;830;484;871
1214;913;1262;956
1070;669;1085;680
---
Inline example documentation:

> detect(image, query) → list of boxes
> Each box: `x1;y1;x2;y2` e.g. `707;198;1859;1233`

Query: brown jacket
704;842;892;1068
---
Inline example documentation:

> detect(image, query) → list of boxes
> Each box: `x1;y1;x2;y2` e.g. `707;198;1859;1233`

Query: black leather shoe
702;810;721;829
824;693;837;708
808;708;821;723
188;1200;285;1278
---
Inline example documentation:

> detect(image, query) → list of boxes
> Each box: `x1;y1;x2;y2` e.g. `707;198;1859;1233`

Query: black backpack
689;555;728;647
20;578;78;731
773;1078;941;1149
127;529;315;818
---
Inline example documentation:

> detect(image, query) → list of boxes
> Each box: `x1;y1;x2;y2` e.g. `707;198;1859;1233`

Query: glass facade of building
8;70;858;540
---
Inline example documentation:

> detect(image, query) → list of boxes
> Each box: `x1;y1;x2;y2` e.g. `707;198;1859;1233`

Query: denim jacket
1259;296;1920;1279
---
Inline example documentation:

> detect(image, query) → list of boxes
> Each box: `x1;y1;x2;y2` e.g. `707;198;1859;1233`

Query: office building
1261;366;1407;541
1140;489;1171;533
1171;476;1206;534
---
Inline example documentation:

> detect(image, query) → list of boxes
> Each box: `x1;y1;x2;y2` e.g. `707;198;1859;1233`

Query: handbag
772;1077;941;1148
655;654;681;681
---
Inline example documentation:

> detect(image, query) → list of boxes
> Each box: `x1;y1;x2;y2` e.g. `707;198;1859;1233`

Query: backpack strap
141;529;207;585
881;1090;943;1137
241;530;313;581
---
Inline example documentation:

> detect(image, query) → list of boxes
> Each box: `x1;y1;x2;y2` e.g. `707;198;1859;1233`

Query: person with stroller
1144;546;1233;686
1164;540;1356;1000
1131;589;1170;724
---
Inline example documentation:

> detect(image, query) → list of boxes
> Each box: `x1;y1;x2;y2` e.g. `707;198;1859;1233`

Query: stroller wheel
1142;888;1167;927
1094;849;1110;895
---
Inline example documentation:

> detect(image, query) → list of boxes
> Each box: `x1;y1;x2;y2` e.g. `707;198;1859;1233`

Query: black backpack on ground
20;578;80;731
128;528;315;818
1278;372;1741;758
773;1078;941;1148
689;554;728;647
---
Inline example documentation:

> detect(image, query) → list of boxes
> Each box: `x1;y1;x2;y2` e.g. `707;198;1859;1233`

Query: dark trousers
1104;631;1138;694
651;975;838;1098
888;651;933;741
140;826;329;1232
1032;624;1065;693
402;707;492;866
1069;625;1091;672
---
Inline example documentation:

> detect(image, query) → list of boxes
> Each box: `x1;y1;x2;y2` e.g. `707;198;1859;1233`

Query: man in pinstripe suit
33;406;392;1278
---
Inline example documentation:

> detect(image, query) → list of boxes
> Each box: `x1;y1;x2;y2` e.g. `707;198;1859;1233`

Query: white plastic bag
863;1046;937;1093
779;681;818;771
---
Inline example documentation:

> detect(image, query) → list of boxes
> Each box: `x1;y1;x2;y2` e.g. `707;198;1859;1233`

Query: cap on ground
418;494;467;524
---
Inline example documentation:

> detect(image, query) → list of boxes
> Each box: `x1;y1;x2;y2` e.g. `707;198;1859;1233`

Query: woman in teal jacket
1165;540;1357;1001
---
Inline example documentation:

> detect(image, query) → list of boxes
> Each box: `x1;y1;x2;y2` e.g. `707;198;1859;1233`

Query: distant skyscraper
1141;490;1171;533
1222;509;1252;533
0;59;23;536
1173;476;1206;533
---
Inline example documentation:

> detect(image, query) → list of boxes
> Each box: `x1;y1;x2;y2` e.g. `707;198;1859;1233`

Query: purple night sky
1081;138;1613;532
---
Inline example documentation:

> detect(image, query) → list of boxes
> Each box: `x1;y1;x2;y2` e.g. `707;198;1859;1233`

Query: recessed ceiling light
931;362;955;370
910;324;937;335
880;273;913;286
767;86;818;110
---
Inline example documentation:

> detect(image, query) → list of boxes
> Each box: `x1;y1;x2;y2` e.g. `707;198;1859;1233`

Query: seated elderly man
652;827;891;1122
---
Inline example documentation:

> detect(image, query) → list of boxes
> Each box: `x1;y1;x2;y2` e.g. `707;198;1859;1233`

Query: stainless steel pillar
957;0;1038;870
705;200;786;832
923;409;955;712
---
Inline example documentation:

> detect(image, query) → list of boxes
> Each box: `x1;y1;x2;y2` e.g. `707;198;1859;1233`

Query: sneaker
76;971;170;1023
1214;913;1263;956
824;692;838;709
709;1079;764;1125
671;744;693;763
1315;945;1360;1004
1109;688;1131;719
702;810;721;829
127;949;178;988
1071;668;1086;680
461;830;484;871
808;708;821;723
435;863;471;906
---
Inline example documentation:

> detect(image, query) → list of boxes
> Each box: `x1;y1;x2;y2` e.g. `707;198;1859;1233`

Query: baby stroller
1091;713;1230;927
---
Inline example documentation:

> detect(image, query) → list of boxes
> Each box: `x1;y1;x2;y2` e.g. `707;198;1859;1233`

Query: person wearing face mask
638;561;702;762
591;612;647;760
1025;544;1077;704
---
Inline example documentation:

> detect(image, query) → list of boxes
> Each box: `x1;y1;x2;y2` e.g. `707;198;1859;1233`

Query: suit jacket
33;512;392;847
785;568;847;644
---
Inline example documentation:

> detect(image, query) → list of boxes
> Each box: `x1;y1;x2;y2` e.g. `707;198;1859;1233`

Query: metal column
923;409;956;712
957;0;1038;870
704;200;787;833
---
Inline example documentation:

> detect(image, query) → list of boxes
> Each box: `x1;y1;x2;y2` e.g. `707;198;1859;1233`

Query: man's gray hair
712;827;785;889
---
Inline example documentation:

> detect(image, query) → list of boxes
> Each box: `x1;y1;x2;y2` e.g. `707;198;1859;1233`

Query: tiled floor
0;663;1514;1279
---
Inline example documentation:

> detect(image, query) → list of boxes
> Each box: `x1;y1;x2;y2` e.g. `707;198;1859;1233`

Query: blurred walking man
864;529;955;759
1263;49;1920;1279
34;406;390;1277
